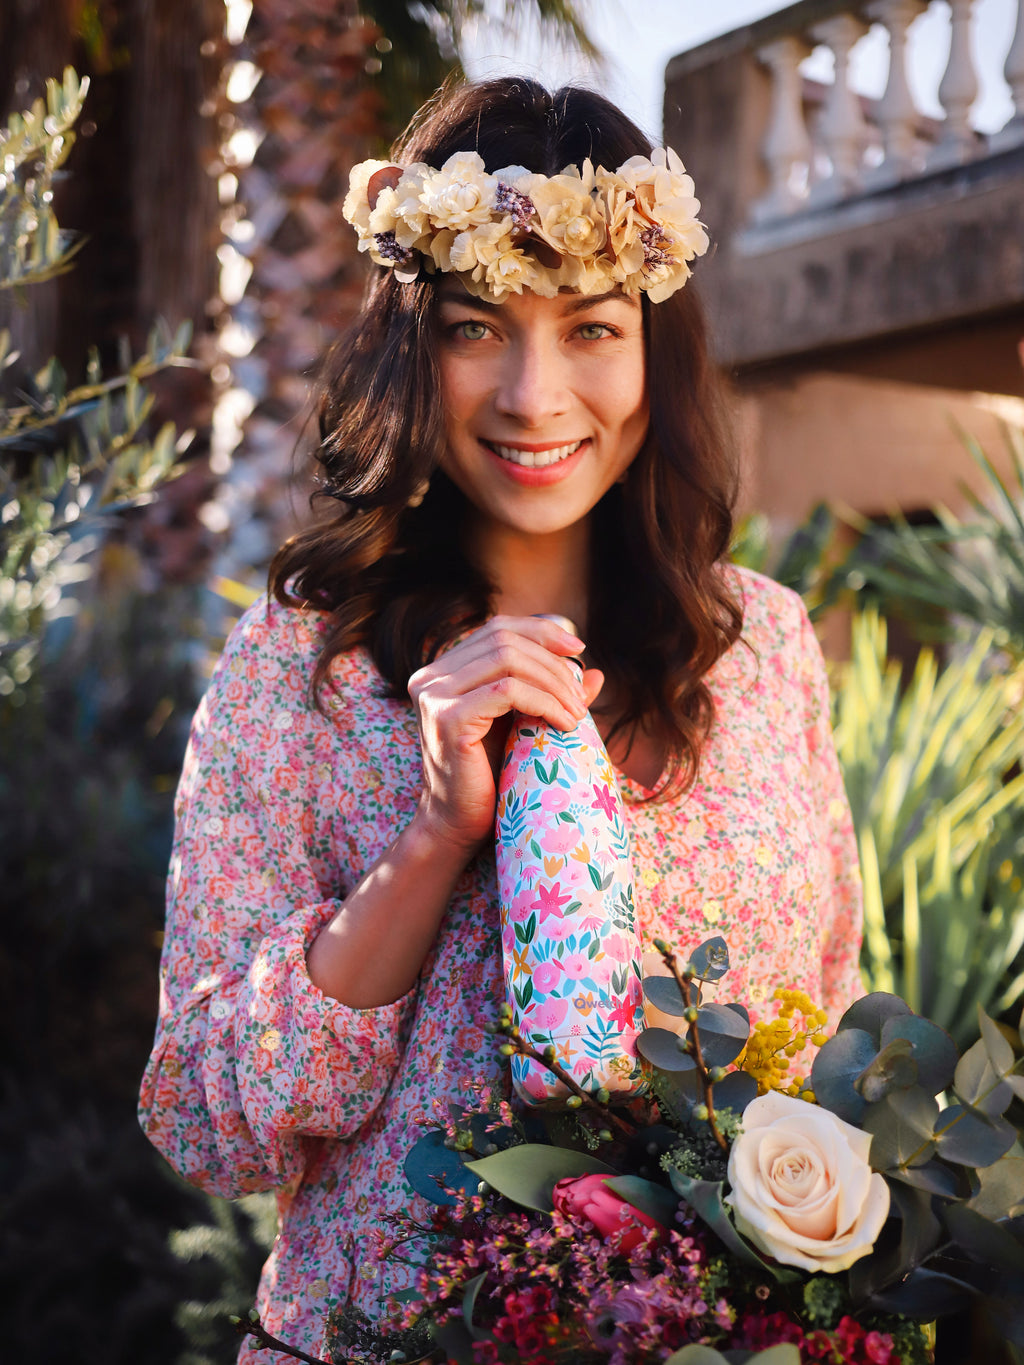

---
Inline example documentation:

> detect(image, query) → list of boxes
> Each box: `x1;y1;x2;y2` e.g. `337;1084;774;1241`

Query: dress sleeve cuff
235;901;417;1161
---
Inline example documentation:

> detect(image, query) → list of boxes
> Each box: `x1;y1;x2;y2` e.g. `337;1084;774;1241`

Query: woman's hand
408;615;605;857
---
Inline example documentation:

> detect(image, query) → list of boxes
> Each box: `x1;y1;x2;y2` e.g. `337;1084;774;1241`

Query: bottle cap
534;612;578;637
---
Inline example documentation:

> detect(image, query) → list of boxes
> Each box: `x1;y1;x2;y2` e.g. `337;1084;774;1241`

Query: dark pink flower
530;881;572;921
552;1173;663;1253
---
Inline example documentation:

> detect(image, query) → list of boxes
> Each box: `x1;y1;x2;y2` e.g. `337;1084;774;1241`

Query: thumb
581;668;605;709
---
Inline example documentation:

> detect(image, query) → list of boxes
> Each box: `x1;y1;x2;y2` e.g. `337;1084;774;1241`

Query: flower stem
499;1028;637;1139
656;943;728;1153
232;1313;335;1365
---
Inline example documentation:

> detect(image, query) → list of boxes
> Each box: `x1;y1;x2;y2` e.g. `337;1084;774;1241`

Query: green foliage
845;423;1024;654
832;611;1024;1042
169;1192;277;1365
812;995;1024;1334
0;67;89;289
731;503;846;619
0;68;196;697
0;579;208;1364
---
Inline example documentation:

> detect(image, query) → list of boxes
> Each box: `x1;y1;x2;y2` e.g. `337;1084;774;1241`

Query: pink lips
481;438;589;487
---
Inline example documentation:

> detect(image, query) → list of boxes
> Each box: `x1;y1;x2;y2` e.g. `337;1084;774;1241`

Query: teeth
491;440;583;468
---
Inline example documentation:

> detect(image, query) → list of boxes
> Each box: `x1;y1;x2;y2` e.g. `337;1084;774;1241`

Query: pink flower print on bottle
495;619;645;1104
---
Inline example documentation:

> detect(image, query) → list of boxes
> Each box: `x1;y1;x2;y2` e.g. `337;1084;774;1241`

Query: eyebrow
436;285;636;313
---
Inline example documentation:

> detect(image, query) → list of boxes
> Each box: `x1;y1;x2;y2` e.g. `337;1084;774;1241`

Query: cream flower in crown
342;145;708;302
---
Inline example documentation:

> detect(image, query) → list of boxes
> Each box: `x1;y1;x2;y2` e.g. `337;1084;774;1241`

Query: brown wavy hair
270;76;743;800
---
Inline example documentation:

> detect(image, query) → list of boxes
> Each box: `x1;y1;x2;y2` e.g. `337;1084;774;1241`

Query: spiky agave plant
833;611;1024;1044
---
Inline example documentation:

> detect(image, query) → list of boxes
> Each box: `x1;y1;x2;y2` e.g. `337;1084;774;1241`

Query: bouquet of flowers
238;938;1024;1365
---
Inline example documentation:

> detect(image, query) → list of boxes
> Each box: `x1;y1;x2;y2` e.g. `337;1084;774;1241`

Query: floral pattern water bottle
495;619;645;1103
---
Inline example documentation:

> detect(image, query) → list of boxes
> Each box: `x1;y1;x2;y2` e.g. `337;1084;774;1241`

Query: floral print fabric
497;700;645;1102
139;567;862;1361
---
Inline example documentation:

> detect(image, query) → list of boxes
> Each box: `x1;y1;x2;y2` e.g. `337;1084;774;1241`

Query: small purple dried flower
495;181;535;230
373;230;414;264
640;224;674;269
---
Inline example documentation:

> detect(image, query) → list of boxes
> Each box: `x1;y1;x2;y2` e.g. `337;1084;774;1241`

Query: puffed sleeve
797;602;864;1019
138;605;418;1198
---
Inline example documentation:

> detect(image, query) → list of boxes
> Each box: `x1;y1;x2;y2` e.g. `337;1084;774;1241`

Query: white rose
725;1092;890;1273
530;172;607;259
419;151;497;232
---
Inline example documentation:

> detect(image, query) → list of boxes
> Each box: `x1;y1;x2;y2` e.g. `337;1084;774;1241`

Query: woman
139;78;861;1358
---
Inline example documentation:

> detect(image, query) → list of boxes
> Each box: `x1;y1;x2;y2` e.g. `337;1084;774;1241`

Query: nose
494;335;570;429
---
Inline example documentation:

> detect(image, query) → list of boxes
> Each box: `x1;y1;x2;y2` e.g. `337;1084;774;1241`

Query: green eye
578;323;610;340
458;321;488;341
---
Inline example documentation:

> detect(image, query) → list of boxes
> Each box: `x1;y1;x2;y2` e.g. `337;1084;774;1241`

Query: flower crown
342;148;708;304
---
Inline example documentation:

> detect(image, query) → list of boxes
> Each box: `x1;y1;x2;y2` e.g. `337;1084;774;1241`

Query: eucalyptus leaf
643;975;687;1017
812;1028;878;1122
862;1089;939;1171
699;1029;749;1069
933;1105;1017;1167
982;1292;1024;1349
869;1267;974;1318
944;1203;1024;1275
838;994;913;1047
880;1015;958;1096
464;1144;615;1213
954;1036;1014;1117
712;1070;758;1115
655;1067;705;1121
688;936;730;982
855;1037;917;1102
604;1174;681;1228
967;1152;1024;1219
403;1130;479;1207
978;1006;1016;1076
697;1002;750;1040
637;1027;698;1073
886;1159;961;1198
889;1180;942;1278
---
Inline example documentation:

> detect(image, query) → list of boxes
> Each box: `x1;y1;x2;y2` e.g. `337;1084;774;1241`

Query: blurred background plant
0;62;233;1365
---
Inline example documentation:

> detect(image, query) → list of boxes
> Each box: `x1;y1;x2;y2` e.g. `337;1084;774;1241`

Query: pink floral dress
138;566;862;1361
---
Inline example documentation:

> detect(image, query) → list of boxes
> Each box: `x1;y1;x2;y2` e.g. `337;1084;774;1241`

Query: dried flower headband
342;147;708;304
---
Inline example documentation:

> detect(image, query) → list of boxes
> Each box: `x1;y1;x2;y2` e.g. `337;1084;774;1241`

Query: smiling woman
139;76;864;1363
436;284;648;539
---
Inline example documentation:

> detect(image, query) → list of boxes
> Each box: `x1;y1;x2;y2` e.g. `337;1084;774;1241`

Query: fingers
421;639;584;718
410;617;589;731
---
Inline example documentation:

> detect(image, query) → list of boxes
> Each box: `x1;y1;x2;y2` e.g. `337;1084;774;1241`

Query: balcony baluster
752;35;814;223
864;0;928;183
930;0;981;165
993;0;1024;148
807;12;871;204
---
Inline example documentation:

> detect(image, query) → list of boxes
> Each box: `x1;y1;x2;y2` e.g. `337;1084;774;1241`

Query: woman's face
436;281;648;539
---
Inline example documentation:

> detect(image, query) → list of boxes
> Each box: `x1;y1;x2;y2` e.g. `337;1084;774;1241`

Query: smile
486;439;585;469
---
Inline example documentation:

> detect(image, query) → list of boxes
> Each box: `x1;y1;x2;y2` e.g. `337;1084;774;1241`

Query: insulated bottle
494;618;645;1103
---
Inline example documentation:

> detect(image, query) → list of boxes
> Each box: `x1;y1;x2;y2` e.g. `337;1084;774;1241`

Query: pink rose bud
552;1173;663;1253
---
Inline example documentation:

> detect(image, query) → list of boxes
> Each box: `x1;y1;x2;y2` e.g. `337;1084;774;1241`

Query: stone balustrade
750;0;1023;226
663;0;1024;366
